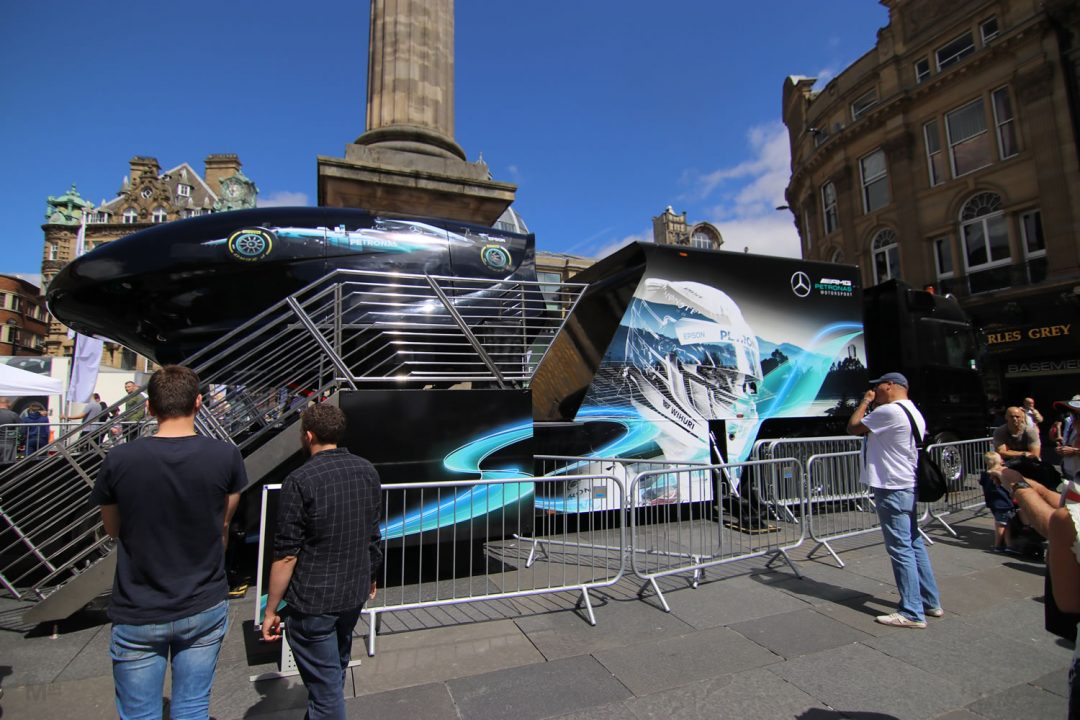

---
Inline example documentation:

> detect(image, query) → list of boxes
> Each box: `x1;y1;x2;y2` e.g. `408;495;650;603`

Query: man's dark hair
301;403;346;445
147;365;201;420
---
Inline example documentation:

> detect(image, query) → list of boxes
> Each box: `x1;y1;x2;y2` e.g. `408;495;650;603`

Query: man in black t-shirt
90;365;246;719
261;403;382;719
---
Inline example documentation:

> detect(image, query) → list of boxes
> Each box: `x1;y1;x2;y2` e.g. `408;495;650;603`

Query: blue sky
0;1;888;275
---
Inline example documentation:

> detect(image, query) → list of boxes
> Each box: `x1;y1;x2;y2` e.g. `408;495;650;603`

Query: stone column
357;0;465;160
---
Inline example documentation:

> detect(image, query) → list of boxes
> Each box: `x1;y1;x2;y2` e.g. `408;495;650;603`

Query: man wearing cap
1054;395;1080;481
993;406;1041;462
848;371;942;629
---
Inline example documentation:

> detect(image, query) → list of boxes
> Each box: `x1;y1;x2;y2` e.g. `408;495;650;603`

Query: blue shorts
991;507;1016;525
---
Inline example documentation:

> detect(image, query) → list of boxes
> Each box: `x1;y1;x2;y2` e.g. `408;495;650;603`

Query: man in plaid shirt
261;403;382;719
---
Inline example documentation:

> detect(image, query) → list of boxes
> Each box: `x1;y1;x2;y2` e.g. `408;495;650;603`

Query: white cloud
712;214;800;259
256;191;310;207
692;122;791;219
587;228;651;260
683;122;801;258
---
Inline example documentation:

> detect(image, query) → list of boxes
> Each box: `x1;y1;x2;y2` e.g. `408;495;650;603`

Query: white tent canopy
0;363;63;396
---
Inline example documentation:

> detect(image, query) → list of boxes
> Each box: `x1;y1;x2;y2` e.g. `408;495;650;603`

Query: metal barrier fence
629;458;806;612
923;437;995;536
362;474;625;656
802;450;879;568
751;437;863;523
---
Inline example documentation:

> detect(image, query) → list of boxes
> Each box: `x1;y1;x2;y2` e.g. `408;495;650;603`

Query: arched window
122;208;138;224
960;191;1010;293
960;192;1009;270
828;246;844;264
151;207;167;223
871;228;899;283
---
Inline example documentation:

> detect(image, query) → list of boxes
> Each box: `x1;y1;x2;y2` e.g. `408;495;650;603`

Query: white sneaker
925;607;944;618
875;612;927;629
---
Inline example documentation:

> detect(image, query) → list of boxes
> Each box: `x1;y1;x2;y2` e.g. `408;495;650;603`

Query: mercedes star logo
791;272;812;298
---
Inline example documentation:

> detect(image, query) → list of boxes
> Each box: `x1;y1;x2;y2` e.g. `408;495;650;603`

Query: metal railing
362;474;625;656
803;451;879;568
751;436;863;522
629;458;806;612
922;437;995;536
0;268;584;606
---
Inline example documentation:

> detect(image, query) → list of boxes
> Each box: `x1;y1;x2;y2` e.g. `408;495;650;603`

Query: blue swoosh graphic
380;422;535;540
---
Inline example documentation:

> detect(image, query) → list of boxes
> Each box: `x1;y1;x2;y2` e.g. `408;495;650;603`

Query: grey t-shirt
0;408;21;462
992;424;1040;453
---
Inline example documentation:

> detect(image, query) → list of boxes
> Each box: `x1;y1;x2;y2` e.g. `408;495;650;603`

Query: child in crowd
979;451;1015;551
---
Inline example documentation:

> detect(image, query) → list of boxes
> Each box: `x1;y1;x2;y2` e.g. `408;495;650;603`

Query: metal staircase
0;268;584;623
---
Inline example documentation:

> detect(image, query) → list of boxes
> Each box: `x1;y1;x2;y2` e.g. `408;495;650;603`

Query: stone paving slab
803;593;914;639
863;608;1069;696
730;607;874;659
354;618;544;696
342;681;459;720
447;654;632;720
0;673;118;720
963;680;1068;719
661;574;811;630
0;619;106;686
593;625;780;696
513;592;693;661
769;642;975;720
624;666;833;720
761;561;896;606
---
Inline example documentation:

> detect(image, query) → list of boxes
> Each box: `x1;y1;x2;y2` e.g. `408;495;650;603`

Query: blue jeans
873;487;941;622
110;600;228;720
286;607;363;720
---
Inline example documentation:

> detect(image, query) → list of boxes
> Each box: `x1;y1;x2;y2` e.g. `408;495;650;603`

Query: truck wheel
931;432;964;488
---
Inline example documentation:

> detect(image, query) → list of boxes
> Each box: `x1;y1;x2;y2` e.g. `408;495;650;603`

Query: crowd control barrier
359;474;626;656
922;437;995;536
802;450;882;567
628;458;805;612
752;436;863;523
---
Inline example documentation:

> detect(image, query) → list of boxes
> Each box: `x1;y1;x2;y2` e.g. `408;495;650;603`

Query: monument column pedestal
317;0;516;225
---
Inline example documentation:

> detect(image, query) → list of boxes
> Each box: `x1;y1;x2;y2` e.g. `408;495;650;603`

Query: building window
828;247;844;264
151;207;167;223
936;32;975;71
813;127;830;147
95;211;111;224
537;271;563;312
960;192;1010;292
9;294;21;313
821;182;838;234
933;237;954;278
177;183;192;198
991;87;1017;159
851;89;878;121
860;149;890;213
946;99;992;177
122;208;138;224
690;228;716;249
981;17;999;44
1020;210;1044;257
1020;209;1047;284
802;208;813;254
924;120;945;187
915;58;931;84
47;243;58;261
871;228;900;284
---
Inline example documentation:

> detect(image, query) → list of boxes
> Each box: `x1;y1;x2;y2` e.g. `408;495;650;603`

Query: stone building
782;0;1080;402
0;274;48;357
652;206;724;250
41;155;257;368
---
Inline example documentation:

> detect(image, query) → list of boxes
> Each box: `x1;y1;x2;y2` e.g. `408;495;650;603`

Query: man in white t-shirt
847;371;942;629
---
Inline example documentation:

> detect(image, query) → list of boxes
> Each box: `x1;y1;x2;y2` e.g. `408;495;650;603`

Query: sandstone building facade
782;0;1080;402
